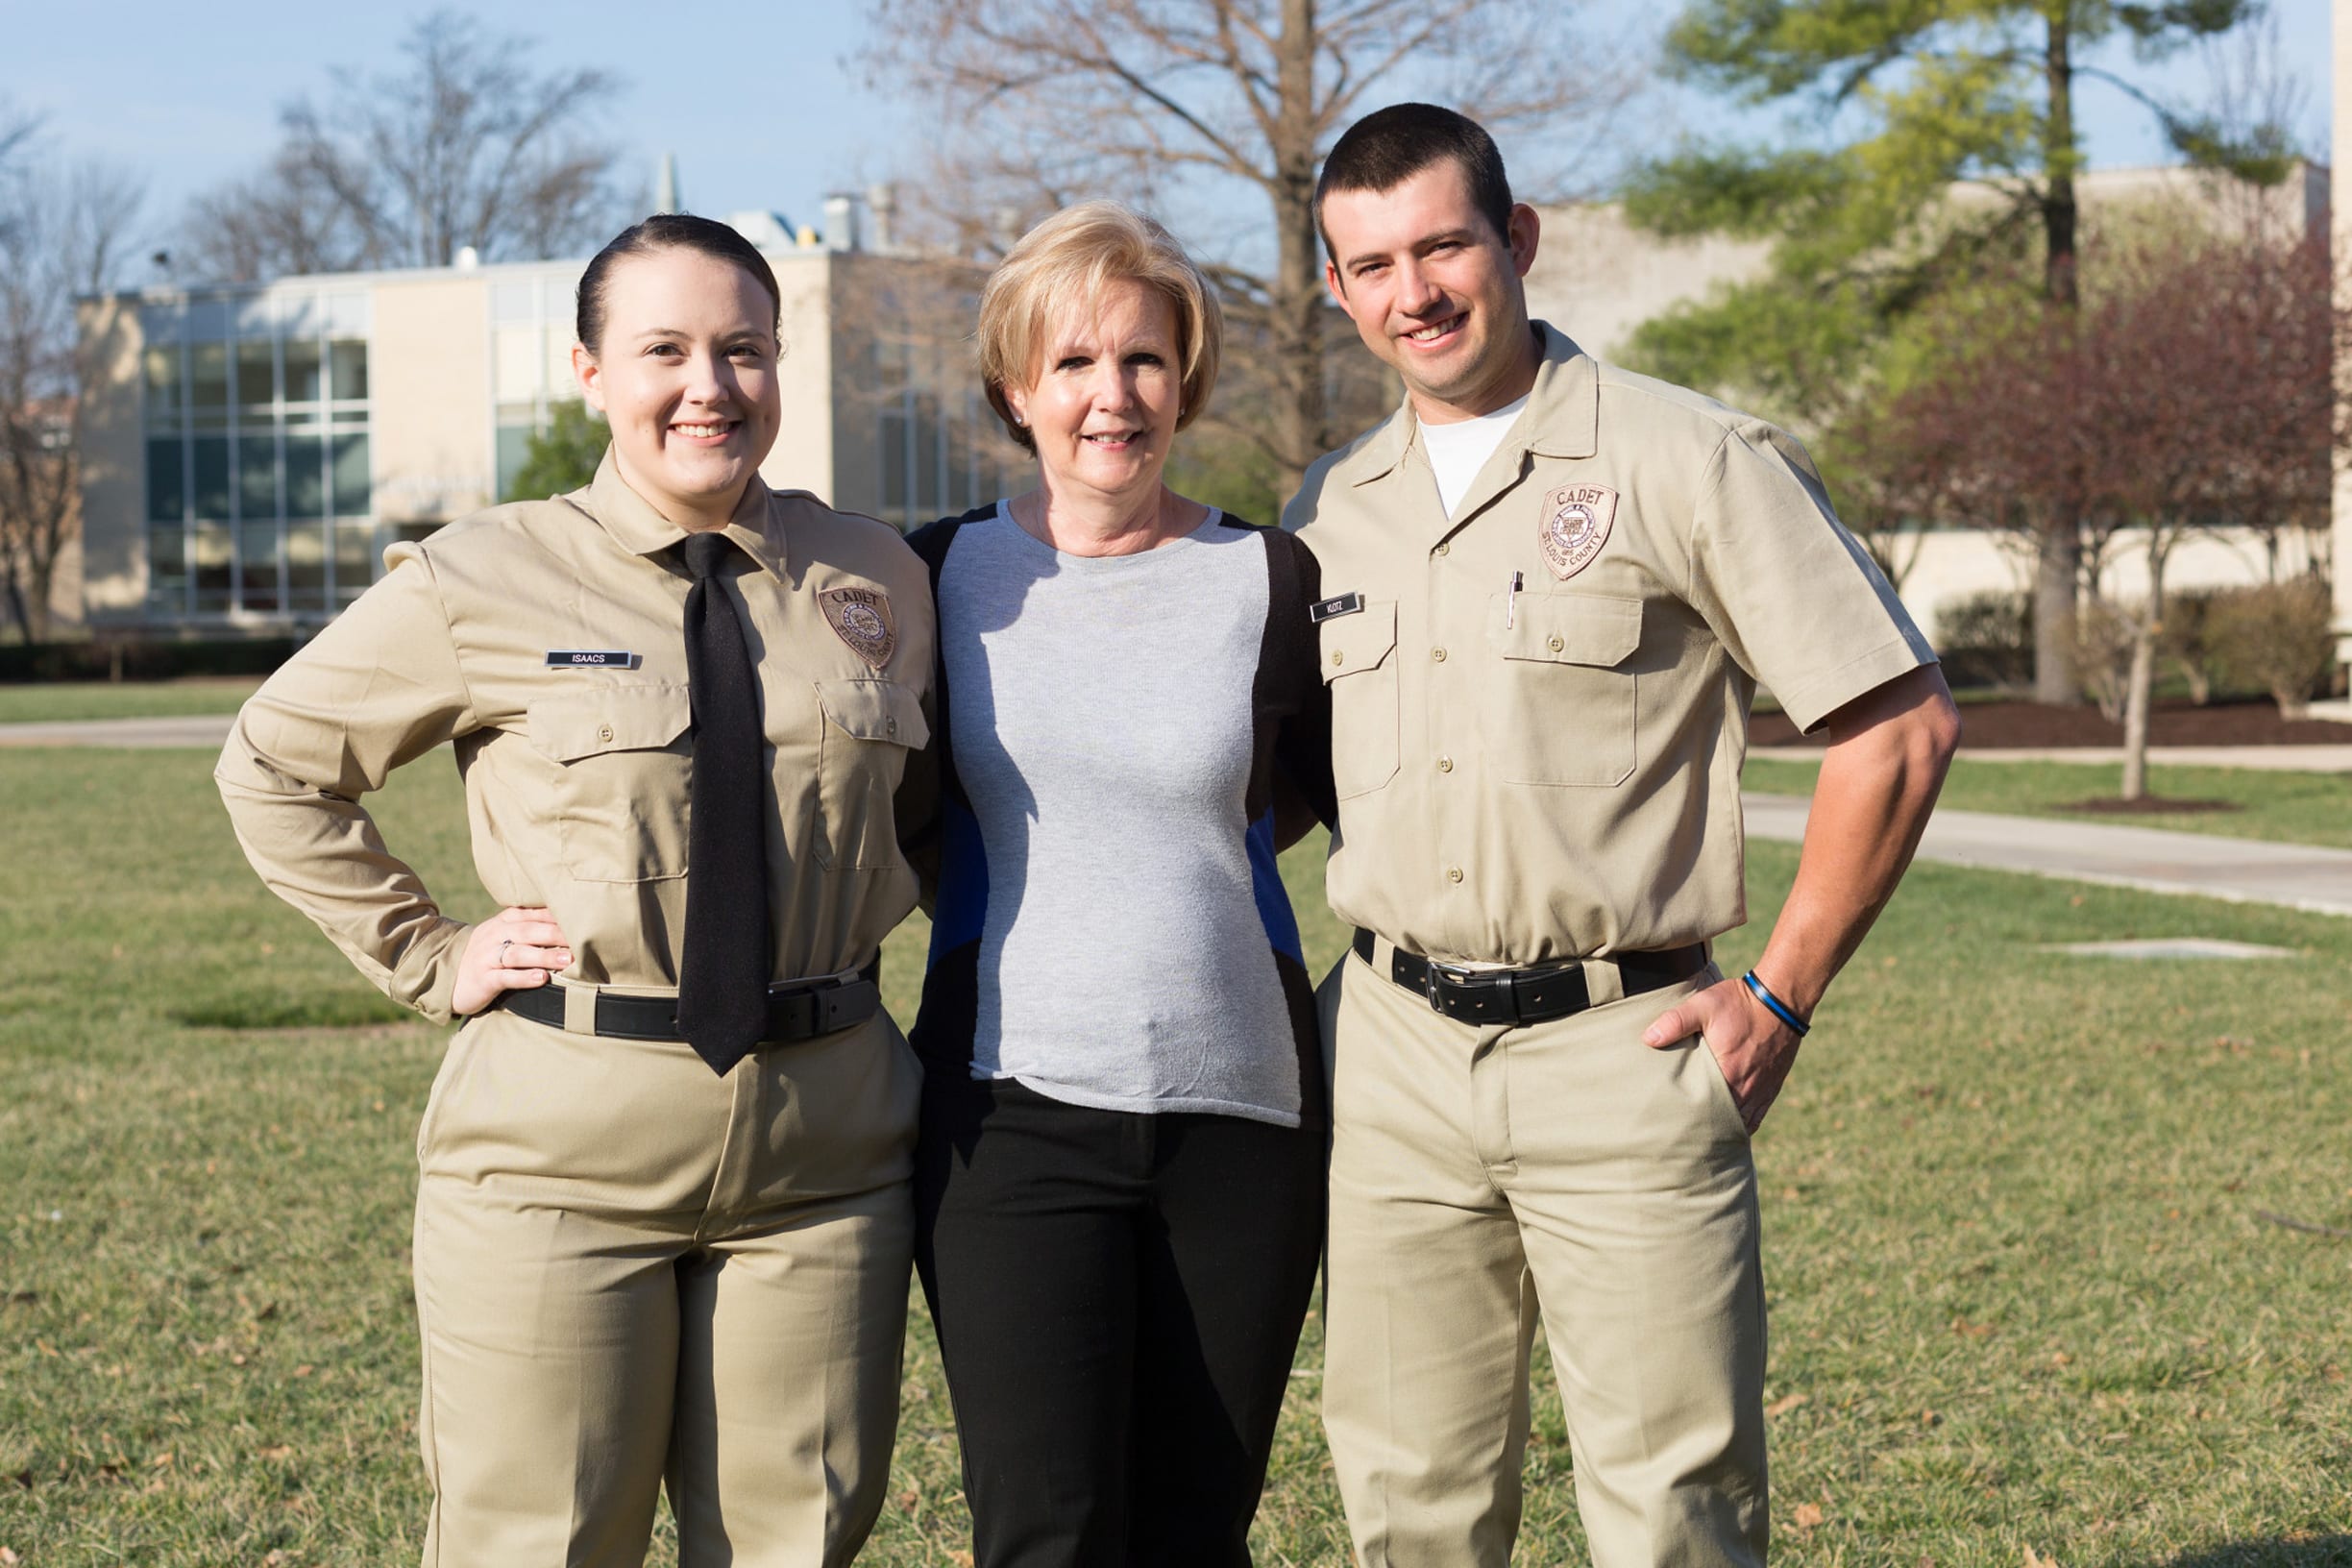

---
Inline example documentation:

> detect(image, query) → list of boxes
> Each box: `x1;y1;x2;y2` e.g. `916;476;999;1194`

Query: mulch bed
1749;697;2352;750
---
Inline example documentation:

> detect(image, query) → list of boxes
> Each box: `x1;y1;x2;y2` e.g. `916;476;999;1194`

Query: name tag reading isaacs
545;649;641;670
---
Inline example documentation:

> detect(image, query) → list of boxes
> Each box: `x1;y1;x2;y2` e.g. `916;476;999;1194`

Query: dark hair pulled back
1314;103;1515;264
576;212;784;355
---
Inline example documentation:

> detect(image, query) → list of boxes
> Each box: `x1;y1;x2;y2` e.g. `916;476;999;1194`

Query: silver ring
499;939;513;966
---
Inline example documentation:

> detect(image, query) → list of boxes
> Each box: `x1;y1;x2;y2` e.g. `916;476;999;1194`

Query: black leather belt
1353;929;1706;1028
493;960;881;1044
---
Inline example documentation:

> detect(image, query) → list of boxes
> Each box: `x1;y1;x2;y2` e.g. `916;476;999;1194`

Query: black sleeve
1256;524;1335;833
894;509;988;898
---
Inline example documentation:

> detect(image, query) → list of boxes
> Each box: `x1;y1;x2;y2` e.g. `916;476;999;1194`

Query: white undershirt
1417;393;1531;517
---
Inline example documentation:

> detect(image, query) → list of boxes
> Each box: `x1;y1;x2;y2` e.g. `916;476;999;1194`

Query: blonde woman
901;202;1333;1566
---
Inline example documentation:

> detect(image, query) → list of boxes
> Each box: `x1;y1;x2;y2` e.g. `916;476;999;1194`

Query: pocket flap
527;683;693;763
815;678;929;747
1318;600;1398;683
1495;592;1641;668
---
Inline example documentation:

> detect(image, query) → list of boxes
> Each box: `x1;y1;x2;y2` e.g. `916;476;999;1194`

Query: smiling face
1321;158;1543;423
1003;276;1185;507
572;246;782;530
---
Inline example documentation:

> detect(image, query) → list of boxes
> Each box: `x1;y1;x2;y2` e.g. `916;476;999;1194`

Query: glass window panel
187;299;232;340
144;348;181;426
324;292;368;335
238;434;280;521
332;520;374;604
880;412;908;515
494;327;541;402
239;522;282;611
190;343;230;410
330;340;368;402
914;397;942;514
284;339;323;404
236;340;276;412
147;437;184;523
235;296;277;338
192;522;232;612
140;305;184;346
331;431;371;515
286;523;328;610
286;432;327;520
192;436;231;521
147;527;187;601
497;423;535;503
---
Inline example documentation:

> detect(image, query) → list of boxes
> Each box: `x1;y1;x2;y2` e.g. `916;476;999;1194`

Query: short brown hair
976;202;1221;453
1315;104;1514;265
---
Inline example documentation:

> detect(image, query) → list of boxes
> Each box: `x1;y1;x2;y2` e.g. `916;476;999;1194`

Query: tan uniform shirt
217;453;934;1025
1284;323;1932;966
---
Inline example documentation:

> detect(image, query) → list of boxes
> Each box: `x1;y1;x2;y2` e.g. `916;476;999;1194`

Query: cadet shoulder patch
820;587;896;670
1538;483;1617;581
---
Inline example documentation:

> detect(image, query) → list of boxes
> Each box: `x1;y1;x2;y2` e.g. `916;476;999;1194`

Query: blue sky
5;0;2332;255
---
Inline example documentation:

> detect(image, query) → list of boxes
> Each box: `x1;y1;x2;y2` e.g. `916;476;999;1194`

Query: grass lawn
1748;755;2352;851
0;679;263;725
4;749;2349;1566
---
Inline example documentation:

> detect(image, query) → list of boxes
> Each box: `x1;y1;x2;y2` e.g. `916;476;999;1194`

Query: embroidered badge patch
820;587;896;670
1537;483;1617;580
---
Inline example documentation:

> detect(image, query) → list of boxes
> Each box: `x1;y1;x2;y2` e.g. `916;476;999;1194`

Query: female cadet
215;214;933;1568
903;202;1334;1567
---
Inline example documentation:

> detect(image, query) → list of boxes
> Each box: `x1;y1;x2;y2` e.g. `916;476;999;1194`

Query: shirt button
1436;755;1454;773
886;717;898;736
598;723;614;743
1547;634;1565;653
1433;542;1450;557
1331;649;1345;667
1431;647;1448;662
1446;866;1464;884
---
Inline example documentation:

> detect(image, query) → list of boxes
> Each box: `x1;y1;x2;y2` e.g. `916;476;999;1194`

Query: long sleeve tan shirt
217;453;935;1025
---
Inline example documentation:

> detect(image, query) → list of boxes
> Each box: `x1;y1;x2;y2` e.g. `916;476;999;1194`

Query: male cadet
1285;104;1962;1567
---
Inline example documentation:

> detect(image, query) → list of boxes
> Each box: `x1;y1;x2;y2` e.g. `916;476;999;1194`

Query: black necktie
674;531;771;1074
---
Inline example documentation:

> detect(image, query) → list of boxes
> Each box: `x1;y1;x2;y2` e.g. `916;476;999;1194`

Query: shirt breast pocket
527;684;695;882
1319;600;1400;800
814;677;930;871
1483;592;1640;787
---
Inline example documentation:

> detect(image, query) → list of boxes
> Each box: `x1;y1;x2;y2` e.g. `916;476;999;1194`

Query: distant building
73;187;1009;632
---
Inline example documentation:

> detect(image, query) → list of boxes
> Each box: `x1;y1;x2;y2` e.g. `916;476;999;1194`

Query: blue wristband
1742;970;1810;1037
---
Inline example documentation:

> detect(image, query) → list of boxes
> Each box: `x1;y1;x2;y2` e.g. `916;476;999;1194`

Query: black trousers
913;1076;1326;1568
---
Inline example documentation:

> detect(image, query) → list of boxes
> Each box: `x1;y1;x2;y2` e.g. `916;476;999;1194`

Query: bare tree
0;141;144;643
864;0;1641;502
180;11;628;282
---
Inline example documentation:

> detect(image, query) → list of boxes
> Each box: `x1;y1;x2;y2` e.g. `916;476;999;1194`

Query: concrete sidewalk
0;714;236;748
1743;793;2352;919
1752;743;2352;773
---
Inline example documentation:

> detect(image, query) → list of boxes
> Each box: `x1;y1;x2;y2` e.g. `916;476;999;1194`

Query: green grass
0;678;263;725
1748;755;2352;851
4;751;2350;1564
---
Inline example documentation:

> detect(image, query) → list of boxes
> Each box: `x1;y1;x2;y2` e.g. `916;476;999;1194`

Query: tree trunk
2030;6;2084;704
2032;521;2079;704
1268;0;1325;508
2119;619;2155;801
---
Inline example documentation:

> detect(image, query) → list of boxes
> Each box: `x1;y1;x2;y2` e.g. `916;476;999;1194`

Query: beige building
75;221;1007;630
1526;161;2336;649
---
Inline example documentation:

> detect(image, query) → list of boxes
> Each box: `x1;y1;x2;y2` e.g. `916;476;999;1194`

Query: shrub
2067;598;2141;724
2156;588;2225;705
1933;588;2033;690
2204;577;2337;720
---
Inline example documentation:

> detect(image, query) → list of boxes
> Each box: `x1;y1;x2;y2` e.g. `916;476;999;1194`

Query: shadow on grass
2148;1539;2352;1567
169;991;414;1030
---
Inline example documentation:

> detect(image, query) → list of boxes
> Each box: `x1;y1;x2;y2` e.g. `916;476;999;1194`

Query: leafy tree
862;0;1639;503
181;12;628;282
502;402;607;504
1872;233;2336;796
1622;0;2290;703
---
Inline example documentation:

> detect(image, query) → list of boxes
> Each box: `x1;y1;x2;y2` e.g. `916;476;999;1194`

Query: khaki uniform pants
411;1004;921;1568
1322;952;1768;1568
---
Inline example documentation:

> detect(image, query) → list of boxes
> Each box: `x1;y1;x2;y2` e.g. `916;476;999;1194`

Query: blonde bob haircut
977;201;1222;453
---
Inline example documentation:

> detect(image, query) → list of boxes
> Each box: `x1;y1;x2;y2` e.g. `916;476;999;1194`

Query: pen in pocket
1506;570;1522;629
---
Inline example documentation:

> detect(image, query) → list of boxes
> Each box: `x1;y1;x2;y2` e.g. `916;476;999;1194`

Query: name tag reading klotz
546;649;641;670
1309;592;1364;624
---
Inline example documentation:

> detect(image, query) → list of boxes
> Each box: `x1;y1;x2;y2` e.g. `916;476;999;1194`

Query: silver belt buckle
1424;958;1482;1009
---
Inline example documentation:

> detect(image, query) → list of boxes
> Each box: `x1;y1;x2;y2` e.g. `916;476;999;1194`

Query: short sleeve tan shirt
216;452;935;1024
1283;323;1932;965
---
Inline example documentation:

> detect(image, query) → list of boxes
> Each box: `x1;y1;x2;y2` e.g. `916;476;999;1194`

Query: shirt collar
579;448;788;577
1337;319;1599;488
